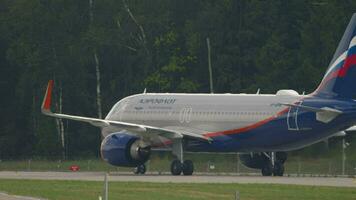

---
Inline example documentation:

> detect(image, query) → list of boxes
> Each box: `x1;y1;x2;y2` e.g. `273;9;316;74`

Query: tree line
0;0;355;159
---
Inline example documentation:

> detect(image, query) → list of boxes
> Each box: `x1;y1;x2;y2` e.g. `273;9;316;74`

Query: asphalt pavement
0;171;355;188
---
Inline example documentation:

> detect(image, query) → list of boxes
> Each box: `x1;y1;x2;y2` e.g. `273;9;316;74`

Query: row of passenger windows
123;110;274;116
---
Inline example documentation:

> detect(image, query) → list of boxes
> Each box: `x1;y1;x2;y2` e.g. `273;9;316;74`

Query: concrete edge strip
0;192;46;200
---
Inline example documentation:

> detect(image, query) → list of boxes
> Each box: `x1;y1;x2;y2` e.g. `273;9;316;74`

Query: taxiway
0;171;355;188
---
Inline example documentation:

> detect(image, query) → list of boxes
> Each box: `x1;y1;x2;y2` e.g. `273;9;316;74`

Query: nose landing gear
134;164;146;174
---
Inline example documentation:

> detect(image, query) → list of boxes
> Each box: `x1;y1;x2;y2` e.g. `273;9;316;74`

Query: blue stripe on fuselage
186;97;356;153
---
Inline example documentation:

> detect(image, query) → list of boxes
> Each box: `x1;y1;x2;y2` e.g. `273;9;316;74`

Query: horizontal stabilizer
346;126;356;131
279;103;342;123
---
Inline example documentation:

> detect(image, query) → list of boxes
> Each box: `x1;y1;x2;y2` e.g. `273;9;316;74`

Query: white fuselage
102;91;302;146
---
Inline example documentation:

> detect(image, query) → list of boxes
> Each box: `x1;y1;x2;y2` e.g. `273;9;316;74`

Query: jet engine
100;132;151;167
239;152;287;169
239;153;268;169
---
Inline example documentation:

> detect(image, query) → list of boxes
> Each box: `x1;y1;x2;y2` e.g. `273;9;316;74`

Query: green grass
0;159;120;172
0;179;355;200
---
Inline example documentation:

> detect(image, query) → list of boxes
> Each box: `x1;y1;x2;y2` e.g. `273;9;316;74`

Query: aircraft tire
182;160;194;175
272;161;284;176
261;163;273;176
171;160;183;175
276;152;287;164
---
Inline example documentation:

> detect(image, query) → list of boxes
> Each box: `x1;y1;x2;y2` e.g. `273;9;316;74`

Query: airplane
41;13;356;176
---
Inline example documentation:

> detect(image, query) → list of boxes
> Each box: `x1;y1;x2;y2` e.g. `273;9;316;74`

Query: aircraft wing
278;102;342;123
41;80;212;143
161;126;211;139
328;126;356;139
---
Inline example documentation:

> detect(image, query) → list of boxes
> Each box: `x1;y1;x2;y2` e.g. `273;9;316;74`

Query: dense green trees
0;0;355;159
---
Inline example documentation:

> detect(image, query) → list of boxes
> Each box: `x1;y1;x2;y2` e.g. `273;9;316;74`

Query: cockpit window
106;98;130;119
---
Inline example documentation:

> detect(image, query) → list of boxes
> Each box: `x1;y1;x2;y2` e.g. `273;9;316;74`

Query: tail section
41;80;54;113
314;13;356;99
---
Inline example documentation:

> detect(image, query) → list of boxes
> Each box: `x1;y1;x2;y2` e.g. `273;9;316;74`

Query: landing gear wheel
262;163;273;176
276;152;287;163
182;160;194;175
171;160;183;175
273;162;284;176
134;164;146;175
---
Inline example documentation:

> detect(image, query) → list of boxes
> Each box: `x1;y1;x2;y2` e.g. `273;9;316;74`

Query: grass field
0;179;355;200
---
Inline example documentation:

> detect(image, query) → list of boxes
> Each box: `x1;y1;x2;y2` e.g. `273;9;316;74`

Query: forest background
0;0;356;160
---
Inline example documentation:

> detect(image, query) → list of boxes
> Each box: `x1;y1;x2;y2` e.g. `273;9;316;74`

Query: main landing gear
134;138;194;176
170;139;194;176
261;152;287;176
171;159;194;175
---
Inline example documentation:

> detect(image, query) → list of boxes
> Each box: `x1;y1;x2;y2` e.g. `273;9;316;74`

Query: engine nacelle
239;152;287;169
100;132;151;167
239;153;268;169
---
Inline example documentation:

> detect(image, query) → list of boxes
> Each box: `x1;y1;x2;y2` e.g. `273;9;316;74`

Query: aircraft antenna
207;37;214;94
143;88;147;94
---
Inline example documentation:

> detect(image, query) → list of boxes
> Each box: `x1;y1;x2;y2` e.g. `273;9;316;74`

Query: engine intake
100;132;151;167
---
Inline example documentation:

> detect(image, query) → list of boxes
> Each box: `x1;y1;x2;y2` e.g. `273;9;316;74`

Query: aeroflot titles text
139;98;177;104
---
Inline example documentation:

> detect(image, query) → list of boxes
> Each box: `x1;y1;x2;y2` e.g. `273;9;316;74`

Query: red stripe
339;54;356;77
316;54;356;92
152;140;172;148
204;108;289;138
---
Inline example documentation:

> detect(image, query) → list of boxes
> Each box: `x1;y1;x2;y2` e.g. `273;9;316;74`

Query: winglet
41;80;54;114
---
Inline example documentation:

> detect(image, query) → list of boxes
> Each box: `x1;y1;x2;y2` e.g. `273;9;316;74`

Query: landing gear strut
170;139;194;176
261;152;286;176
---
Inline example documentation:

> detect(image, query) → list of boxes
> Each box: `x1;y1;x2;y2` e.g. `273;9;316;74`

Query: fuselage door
287;101;302;131
179;107;192;124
